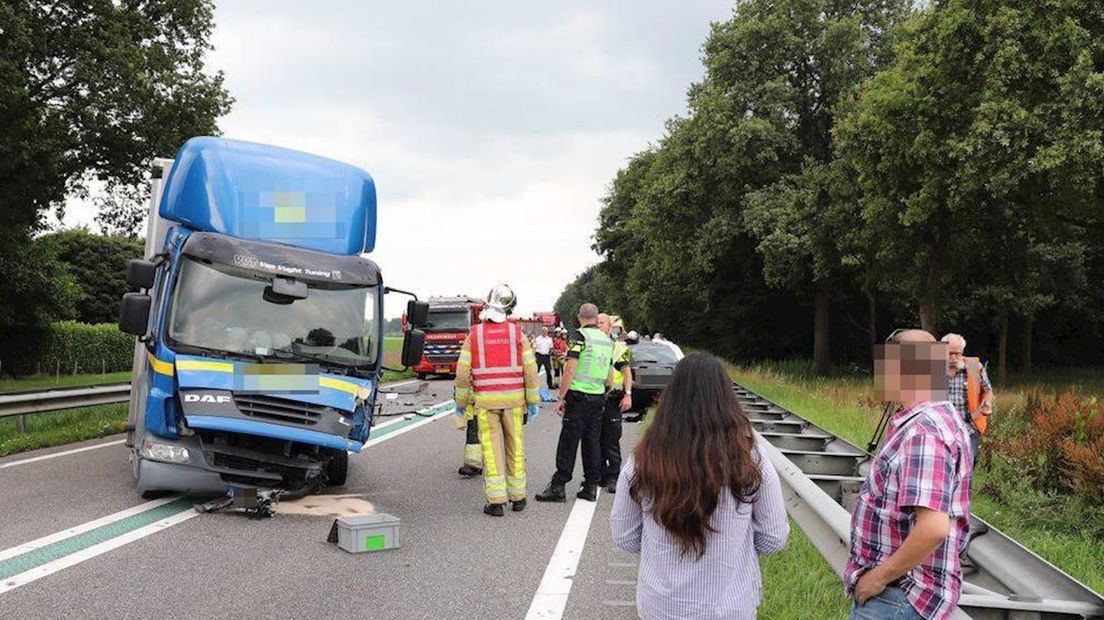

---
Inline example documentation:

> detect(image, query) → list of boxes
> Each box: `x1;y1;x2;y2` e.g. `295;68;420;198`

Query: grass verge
759;520;851;618
729;361;1104;595
0;371;132;394
0;403;128;458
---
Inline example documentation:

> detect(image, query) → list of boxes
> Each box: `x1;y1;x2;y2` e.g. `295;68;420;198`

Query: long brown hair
630;353;761;558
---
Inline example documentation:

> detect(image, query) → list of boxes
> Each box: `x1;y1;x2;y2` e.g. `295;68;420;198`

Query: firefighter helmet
481;283;517;323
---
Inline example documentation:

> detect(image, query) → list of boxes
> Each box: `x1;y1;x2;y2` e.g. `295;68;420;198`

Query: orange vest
965;357;989;434
469;322;525;394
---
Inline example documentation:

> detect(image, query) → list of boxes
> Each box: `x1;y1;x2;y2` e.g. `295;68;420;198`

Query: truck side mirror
119;293;152;336
406;300;429;327
127;259;158;290
401;329;426;367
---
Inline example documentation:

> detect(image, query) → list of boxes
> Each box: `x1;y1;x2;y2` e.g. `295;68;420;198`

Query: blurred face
874;342;950;406
596;314;611;335
542;327;548;336
947;340;965;371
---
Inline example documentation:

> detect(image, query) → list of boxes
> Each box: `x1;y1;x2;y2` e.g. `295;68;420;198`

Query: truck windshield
425;310;470;332
168;257;378;370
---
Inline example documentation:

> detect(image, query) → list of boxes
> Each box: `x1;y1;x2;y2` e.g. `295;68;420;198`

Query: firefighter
551;328;568;384
597;313;632;493
454;284;541;516
536;303;614;503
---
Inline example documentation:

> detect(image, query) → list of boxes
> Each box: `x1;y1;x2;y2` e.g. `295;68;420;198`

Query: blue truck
118;137;428;497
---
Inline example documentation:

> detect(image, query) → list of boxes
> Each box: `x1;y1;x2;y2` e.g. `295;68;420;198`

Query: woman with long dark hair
611;353;789;619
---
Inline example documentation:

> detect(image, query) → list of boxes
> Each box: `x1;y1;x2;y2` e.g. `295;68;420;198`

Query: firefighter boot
512;498;527;512
458;464;483;477
483;503;505;517
535;483;566;502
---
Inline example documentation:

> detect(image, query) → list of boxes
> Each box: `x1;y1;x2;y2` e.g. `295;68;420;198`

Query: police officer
596;313;632;493
454;284;541;516
536;303;614;503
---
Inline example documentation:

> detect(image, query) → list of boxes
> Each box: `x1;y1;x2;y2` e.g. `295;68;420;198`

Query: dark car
625;341;679;419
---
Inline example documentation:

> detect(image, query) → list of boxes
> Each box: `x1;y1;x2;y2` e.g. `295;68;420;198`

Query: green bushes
3;321;135;377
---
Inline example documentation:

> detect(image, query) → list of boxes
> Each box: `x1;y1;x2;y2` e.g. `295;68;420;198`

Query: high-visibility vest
610;341;629;389
965;357;989;434
469;321;525;394
570;327;614;395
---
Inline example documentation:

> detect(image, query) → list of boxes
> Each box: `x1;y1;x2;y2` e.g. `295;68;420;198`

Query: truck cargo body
123;138;399;495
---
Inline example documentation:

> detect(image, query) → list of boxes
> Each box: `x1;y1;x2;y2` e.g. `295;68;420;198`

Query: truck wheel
325;449;348;486
415;373;427;380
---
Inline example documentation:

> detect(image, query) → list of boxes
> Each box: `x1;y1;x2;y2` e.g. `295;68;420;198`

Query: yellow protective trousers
475;407;527;504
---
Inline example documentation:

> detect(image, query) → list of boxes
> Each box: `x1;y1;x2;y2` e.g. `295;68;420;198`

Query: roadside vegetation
731;360;1104;595
0;371;132;394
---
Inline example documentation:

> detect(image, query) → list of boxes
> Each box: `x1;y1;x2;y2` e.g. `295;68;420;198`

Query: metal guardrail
0;382;132;419
740;382;1104;620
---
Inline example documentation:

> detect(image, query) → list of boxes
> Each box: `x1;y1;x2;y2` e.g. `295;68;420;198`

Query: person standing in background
533;326;555;390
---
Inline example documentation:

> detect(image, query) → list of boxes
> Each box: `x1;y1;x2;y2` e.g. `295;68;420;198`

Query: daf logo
183;393;232;404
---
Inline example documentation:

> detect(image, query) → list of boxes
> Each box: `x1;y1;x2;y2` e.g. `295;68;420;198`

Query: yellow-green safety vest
570;326;614;395
610;340;630;389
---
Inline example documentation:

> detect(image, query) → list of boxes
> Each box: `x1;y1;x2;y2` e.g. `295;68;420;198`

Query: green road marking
0;498;194;582
368;400;454;442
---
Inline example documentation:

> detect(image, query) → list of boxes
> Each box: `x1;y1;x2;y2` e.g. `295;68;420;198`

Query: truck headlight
141;438;190;464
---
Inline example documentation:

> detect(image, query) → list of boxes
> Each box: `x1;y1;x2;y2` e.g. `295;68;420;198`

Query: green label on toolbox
365;534;386;551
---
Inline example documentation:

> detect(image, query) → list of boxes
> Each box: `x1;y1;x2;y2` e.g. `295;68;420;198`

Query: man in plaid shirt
942;333;993;464
846;329;974;619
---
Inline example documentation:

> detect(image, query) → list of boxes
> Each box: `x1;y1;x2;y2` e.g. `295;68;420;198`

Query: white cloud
56;0;734;317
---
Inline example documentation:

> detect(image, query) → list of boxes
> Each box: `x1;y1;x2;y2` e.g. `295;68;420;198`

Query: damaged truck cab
119;137;427;496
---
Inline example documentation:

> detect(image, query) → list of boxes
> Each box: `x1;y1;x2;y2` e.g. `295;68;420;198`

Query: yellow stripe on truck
319;376;359;395
176;359;234;373
147;352;175;377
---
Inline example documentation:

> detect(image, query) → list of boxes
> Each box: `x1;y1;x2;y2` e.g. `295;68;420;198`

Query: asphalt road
0;377;644;619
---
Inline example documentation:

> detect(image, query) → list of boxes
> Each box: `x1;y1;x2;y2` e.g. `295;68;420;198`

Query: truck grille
424;342;462;363
233;394;332;427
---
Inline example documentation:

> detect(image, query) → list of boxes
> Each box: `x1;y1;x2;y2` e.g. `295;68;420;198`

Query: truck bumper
136;457;227;495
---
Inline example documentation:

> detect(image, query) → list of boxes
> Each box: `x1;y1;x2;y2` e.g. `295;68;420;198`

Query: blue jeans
850;586;923;620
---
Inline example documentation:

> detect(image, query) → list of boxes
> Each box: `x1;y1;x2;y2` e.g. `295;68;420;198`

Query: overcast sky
60;1;733;317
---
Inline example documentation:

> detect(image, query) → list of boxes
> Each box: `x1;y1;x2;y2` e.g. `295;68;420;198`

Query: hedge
4;321;135;377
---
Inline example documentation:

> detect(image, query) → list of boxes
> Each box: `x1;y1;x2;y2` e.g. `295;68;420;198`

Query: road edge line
525;491;602;620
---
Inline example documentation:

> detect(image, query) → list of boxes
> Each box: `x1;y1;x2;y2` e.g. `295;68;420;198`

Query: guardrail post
18;414;26;433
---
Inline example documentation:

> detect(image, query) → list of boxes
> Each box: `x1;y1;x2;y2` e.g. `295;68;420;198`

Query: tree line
0;1;231;362
556;0;1104;380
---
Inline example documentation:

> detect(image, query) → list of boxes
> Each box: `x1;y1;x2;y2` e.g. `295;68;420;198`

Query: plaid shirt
948;366;992;427
845;401;973;620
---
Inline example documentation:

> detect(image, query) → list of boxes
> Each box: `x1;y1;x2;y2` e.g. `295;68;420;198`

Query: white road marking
0;496;181;563
363;401;454;448
0;439;126;471
0;378;425;471
0;392;452;595
0;508;199;595
525;492;602;619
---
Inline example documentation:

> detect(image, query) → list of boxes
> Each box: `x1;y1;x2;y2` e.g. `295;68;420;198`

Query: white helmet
625;330;640;343
481;283;516;323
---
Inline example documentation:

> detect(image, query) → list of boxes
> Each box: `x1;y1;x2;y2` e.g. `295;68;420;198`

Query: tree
0;0;231;353
39;229;145;325
735;0;912;375
837;0;1104;376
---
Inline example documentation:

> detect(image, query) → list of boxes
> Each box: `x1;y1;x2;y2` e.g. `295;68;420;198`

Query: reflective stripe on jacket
454;321;541;410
